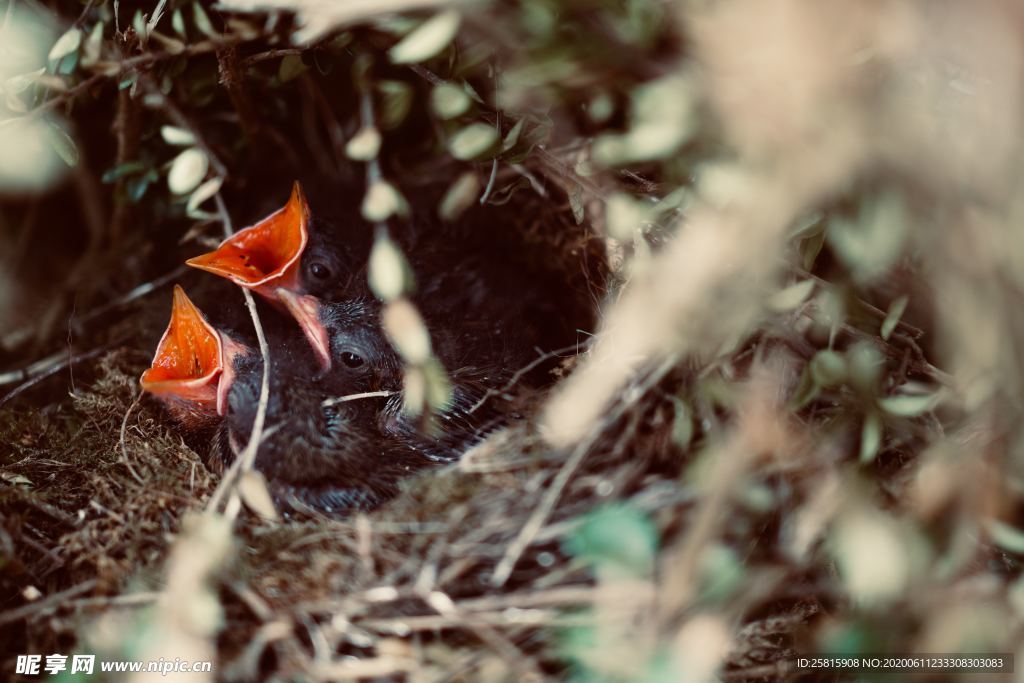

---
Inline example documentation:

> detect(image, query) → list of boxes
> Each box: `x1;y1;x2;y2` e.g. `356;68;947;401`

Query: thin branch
119;391;147;485
321;390;396;408
203;193;272;521
478;158;499;205
0;343;117;406
0;580;97;627
241;47;304;67
467;343;583;414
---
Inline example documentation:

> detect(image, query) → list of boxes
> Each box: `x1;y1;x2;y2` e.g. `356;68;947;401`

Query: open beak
277;288;331;372
185;181;332;372
141;285;247;416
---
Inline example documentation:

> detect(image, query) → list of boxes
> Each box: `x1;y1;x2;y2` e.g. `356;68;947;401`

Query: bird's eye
340;351;365;368
309;262;332;280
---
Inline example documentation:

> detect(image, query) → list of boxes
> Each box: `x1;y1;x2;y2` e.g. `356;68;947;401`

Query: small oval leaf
368;231;411;301
810;350;847;388
987;519;1024;555
48;28;82;64
431;82;471;120
160;125;196;146
424;358;453;411
167;147;209;195
859;412;883;464
345;126;381;161
881;295;909;341
438;172;480;222
47;122;79;167
193;1;217;38
448;123;500;161
361;180;408;222
388;10;461;64
277;53;307;82
383;298;432;364
186;176;223;215
878;392;940;417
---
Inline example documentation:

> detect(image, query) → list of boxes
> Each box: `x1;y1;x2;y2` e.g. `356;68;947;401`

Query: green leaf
48;27;81;66
402;365;426;417
438;171;480;222
172;8;187;36
567;505;657;577
501;118;525;152
81;21;103;67
880;295;909;341
125;175;152;203
430;82;472;120
424;357;452;412
847;341;884;393
368;230;412;301
801;228;827;270
698;544;744;602
987;520;1024;555
768;279;815;313
192;2;217;38
345;127;381;161
383;299;432;364
448;123;500;161
277;54;307;83
376;80;413;129
167;148;208;195
878;391;940;417
789;365;820;410
55;48;80;76
47;122;79;167
160;125;195;146
388;9;462;64
102;161;147;183
859;412;883;464
827;193;908;283
132;9;149;45
569;184;585;225
186;177;223;215
361;181;408;222
810;350;846;388
591;75;695;165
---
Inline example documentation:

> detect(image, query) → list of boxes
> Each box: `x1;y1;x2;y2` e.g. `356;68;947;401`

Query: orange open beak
186;181;331;371
141;285;247;416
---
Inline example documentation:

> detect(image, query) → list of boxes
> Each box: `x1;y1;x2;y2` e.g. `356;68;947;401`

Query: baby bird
143;178;601;516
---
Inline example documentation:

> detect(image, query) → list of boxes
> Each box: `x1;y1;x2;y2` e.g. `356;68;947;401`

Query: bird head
186;181;333;371
140;285;248;421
